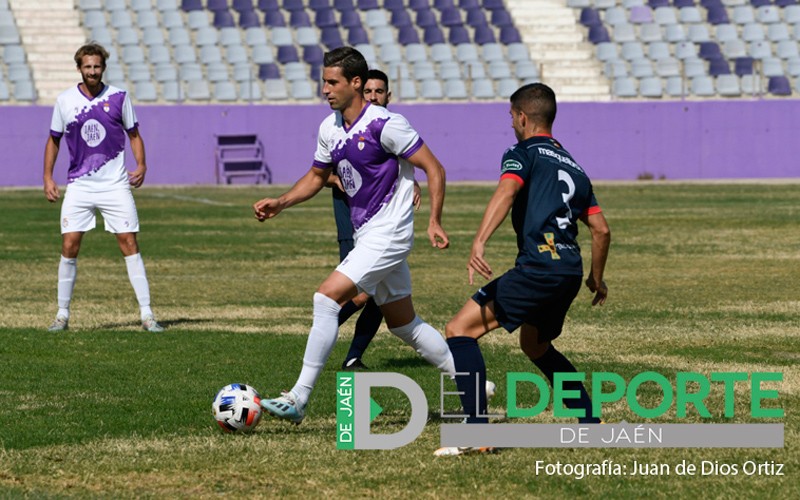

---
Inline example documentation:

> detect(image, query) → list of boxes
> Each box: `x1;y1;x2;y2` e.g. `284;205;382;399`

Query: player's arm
469;177;521;284
127;128;147;188
43;135;61;202
406;144;448;249
253;166;331;221
580;212;611;306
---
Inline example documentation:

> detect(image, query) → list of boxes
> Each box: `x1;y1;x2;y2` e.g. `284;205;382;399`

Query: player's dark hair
74;42;109;68
510;83;557;128
323;46;369;91
367;69;389;91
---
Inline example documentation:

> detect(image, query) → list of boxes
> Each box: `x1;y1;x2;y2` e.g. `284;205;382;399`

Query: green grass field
0;183;797;498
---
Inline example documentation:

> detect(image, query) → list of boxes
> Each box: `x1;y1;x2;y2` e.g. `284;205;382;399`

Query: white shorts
60;187;140;234
336;229;413;306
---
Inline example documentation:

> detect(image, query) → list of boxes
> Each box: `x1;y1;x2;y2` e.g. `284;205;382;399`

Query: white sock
124;253;153;319
291;292;342;407
390;316;455;376
57;255;77;319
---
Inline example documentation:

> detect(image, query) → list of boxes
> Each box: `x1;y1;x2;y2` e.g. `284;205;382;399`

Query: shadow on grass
93;318;215;330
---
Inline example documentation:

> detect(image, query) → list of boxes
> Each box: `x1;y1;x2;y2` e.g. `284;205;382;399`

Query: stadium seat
265;10;286;27
768;75;792;95
135;81;158;101
605;60;628;78
732;6;755;24
481;43;505;62
656;57;681;76
208;0;229;10
405;43;428;62
424;26;446;44
13;80;37;101
629;6;654;24
742;23;766;42
688;24;712;42
776;40;799;59
0;81;9;102
706;5;730;25
321;27;344;48
448;26;470;45
289;10;311;27
499;27;522;44
716;74;741;95
639;23;663;42
169;27;192;46
612;76;638;97
684;57;707;77
466;8;488;27
291;80;316;100
444;79;468;98
639;76;663;97
515;60;540;79
749;40;773;59
596;42;620;61
240;81;263;101
474;25;497;44
348;26;369;45
665;24;687;42
631;58;654;77
471;78;495;99
196;26;219;46
155;63;179;82
708;57;731;75
149;45;171;64
507;43;530;62
734;56;755;75
214;81;238;101
691;75;715;95
162;81;182;101
579;8;602;27
213;11;236;28
187;10;210;29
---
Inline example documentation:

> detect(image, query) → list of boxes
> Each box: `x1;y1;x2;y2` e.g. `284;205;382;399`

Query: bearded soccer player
43;43;164;333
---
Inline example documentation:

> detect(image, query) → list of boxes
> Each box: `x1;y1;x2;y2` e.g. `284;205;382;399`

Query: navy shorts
471;267;582;341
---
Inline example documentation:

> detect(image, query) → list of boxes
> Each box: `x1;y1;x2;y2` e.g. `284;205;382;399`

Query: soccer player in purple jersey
43;43;164;333
252;47;454;424
434;83;611;456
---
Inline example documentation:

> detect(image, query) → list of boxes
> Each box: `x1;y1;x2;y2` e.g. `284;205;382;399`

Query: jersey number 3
555;169;575;229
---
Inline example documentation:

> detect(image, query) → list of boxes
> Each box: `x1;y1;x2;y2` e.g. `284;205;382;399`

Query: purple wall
2;100;798;187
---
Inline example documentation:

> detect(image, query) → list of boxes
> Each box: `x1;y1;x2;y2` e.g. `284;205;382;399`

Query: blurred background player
331;69;421;370
43;43;164;333
253;47;453;424
435;83;611;456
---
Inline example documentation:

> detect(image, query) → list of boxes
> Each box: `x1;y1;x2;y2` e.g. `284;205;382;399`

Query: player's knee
520;340;550;361
444;320;466;339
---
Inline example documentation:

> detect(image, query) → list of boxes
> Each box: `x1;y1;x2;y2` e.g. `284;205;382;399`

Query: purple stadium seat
334;0;355;10
734;57;754;75
265;11;286;26
423;26;446;44
208;0;229;11
466;8;488;26
440;7;463;26
277;45;300;64
416;8;438;27
239;10;261;28
391;9;413;27
409;0;431;9
310;64;322;81
315;8;337;27
303;45;325;64
706;5;729;24
474;24;496;44
700;0;723;6
233;0;255;12
499;26;522;44
579;8;602;27
289;10;312;27
321;27;344;48
340;9;362;28
673;0;694;7
434;0;455;9
309;0;332;9
490;9;513;27
283;0;305;10
398;25;421;44
449;25;471;44
357;0;379;9
258;0;280;9
347;26;369;45
750;0;771;7
588;25;611;44
774;0;797;6
385;0;405;9
699;41;722;59
648;0;670;7
482;0;505;9
181;0;203;11
214;10;236;28
629;6;654;23
768;76;791;95
708;57;731;75
459;0;480;8
259;63;281;80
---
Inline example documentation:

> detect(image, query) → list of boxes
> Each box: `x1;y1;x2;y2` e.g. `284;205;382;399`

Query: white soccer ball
212;383;263;433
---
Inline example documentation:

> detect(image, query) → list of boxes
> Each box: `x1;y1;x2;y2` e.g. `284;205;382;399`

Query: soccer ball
212;383;263;433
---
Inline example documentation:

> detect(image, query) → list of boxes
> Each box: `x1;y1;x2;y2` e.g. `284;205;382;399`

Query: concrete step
23;34;87;45
543;66;603;78
524;32;585;43
14;17;80;28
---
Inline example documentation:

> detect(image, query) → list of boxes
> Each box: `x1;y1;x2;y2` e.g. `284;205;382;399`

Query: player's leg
342;295;383;369
262;270;358;423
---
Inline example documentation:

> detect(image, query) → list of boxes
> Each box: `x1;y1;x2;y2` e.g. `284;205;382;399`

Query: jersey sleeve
499;146;529;186
584;191;602;215
312;119;334;169
380;113;423;159
49;99;65;138
121;91;138;131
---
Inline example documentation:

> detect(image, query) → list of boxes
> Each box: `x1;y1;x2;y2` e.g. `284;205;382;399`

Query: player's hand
468;242;492;285
585;276;608;306
427;221;449;249
412;181;422;211
128;165;147;188
43;178;60;203
253;197;283;221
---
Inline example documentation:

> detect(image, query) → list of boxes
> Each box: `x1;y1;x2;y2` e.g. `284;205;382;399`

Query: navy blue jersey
500;135;601;275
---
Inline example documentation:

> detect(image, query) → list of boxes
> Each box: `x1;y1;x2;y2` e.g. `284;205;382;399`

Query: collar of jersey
341;101;371;133
77;82;107;102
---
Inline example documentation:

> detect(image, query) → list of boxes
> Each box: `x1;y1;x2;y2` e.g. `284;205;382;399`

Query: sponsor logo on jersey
81;119;106;148
537;147;584;173
502;159;523;172
537;232;561;260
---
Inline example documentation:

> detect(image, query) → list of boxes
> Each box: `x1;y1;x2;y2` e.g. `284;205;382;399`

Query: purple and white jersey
313;103;423;237
50;84;138;192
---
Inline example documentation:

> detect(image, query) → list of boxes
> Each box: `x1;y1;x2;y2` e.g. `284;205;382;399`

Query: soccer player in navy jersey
434;83;611;456
252;47;454;424
43;43;164;333
333;69;422;371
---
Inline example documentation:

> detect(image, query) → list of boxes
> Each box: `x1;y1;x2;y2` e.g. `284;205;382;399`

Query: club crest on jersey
357;136;365;151
502;159;523;172
537;232;561;260
103;102;110;113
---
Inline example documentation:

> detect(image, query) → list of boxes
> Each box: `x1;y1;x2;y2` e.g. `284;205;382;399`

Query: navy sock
532;345;600;424
338;300;362;326
447;337;488;424
345;298;383;361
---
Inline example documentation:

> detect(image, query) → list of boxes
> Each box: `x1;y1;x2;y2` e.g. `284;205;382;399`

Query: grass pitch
0;182;797;498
